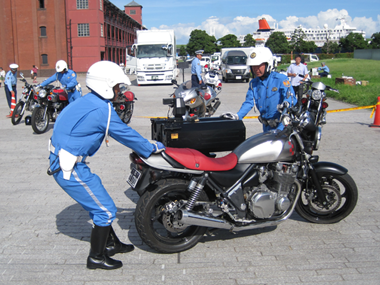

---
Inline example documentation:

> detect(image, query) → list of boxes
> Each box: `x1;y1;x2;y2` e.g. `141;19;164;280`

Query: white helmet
246;47;274;73
86;61;131;99
55;60;68;72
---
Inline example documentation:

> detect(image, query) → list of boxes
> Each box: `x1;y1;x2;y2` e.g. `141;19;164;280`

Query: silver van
221;50;250;83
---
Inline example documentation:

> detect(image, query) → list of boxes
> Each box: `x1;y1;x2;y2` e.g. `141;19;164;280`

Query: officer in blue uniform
191;50;205;88
222;47;296;132
39;60;81;103
48;61;165;270
4;63;18;117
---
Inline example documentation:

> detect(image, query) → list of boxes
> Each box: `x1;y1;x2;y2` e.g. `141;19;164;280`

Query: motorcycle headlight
311;90;322;100
39;89;47;98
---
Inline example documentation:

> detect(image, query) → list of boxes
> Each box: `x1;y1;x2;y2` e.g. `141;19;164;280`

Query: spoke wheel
135;179;209;253
31;106;50;134
11;101;25;125
296;172;358;224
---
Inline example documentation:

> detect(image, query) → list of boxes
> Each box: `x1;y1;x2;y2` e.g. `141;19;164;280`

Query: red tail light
119;104;125;110
129;152;144;165
218;82;222;87
203;93;211;100
34;94;38;100
124;91;135;102
205;64;208;69
47;95;52;101
322;102;329;109
301;98;308;105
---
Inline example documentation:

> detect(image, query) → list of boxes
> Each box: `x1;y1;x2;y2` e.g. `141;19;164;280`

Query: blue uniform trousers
4;85;17;109
68;90;81;103
50;153;116;227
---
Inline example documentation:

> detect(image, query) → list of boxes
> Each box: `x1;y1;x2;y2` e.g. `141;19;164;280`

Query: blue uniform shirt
237;72;297;131
318;65;329;73
41;69;81;102
191;57;202;81
4;71;18;90
50;92;154;159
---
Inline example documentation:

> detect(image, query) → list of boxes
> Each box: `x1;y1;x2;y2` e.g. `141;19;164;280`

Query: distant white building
239;18;366;48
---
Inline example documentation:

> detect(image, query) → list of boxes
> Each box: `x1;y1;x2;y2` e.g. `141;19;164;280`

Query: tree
186;29;217;55
339;32;368;52
217;34;241;49
179;46;187;56
321;41;340;54
243;34;256;47
290;27;307;53
265;32;290;54
299;40;317;53
369;32;380;49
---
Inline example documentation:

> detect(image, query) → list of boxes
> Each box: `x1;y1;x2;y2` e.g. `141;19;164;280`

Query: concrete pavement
0;70;379;284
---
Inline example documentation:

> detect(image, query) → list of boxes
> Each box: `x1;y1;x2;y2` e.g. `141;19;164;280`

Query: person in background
32;65;39;83
222;47;297;132
47;60;165;270
4;63;18;118
191;50;205;88
287;54;309;102
0;67;5;88
318;62;330;77
38;60;81;103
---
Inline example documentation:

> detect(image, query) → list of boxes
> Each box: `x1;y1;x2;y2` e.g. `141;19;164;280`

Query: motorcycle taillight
47;95;52;101
129;152;144;165
34;94;38;100
301;98;308;105
119;104;125;110
322;102;329;109
218;83;222;87
203;93;211;100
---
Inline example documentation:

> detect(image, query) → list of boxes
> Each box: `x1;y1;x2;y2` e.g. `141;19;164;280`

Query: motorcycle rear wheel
295;172;358;224
11;101;25;125
135;179;209;253
31;106;50;134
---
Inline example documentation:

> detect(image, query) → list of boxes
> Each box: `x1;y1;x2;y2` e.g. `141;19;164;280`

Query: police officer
222;47;297;132
48;61;165;270
191;50;205;88
4;63;18;118
39;60;81;103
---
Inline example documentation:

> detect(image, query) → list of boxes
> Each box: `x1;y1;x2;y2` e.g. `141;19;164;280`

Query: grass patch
278;58;380;106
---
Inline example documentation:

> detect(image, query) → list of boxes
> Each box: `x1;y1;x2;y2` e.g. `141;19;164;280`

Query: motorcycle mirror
20;72;24;78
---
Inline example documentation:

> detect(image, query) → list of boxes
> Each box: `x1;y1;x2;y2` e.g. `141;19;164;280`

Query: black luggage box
151;117;246;153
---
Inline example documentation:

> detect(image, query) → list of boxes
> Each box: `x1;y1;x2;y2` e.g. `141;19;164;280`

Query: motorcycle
165;79;221;120
203;69;222;95
31;86;68;134
11;73;38;125
127;99;358;253
112;85;136;124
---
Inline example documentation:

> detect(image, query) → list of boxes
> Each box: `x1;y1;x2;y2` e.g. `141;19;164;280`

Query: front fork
307;163;328;205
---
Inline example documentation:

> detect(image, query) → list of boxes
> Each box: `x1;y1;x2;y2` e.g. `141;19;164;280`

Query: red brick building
0;0;144;76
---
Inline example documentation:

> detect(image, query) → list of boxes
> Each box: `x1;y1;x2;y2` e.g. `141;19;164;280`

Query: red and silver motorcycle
127;100;358;253
112;86;136;124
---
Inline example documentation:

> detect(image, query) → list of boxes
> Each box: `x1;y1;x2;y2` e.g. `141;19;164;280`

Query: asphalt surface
0;69;379;284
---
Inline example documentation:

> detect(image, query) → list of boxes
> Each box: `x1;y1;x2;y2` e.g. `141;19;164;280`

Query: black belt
258;116;279;128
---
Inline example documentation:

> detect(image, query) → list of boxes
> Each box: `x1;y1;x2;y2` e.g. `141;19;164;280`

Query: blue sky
115;0;380;44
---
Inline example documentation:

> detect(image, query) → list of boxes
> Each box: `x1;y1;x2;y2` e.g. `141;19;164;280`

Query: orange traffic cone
6;92;16;118
370;96;380;128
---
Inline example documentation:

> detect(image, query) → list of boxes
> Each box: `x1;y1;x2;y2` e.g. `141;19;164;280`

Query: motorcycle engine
247;163;298;219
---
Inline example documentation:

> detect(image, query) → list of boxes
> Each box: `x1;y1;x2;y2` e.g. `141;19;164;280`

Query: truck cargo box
151;117;246;154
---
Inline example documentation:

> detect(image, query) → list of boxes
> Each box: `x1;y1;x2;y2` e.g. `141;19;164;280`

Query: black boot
105;226;134;257
87;225;123;270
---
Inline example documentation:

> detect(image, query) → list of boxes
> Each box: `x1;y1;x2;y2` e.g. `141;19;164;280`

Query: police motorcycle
164;79;221;120
203;68;222;95
127;100;358;253
11;72;38;125
112;84;136;124
31;85;68;134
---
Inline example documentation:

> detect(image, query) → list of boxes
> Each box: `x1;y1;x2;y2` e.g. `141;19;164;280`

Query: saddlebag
151;117;246;154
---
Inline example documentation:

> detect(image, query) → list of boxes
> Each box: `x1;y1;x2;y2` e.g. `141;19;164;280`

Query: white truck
132;30;179;85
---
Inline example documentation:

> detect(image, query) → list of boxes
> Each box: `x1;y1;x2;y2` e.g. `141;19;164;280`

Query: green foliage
318;54;335;60
290;27;306;53
339;32;368;52
369;32;380;49
334;53;354;58
186;29;218;55
179;46;187;56
243;34;256;47
321;42;340;54
218;34;241;49
265;32;291;54
299;40;317;53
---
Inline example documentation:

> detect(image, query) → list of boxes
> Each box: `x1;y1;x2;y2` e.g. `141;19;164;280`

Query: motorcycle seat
164;147;238;171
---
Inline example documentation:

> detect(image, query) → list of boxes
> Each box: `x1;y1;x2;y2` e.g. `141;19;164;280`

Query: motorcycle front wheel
135;179;209;253
295;172;358;224
11;101;25;125
123;103;134;124
31;106;50;134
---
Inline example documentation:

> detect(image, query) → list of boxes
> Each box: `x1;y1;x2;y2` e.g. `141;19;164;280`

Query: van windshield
226;56;247;65
137;44;168;58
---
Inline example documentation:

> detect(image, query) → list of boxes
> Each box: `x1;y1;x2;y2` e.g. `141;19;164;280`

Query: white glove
221;112;239;120
152;141;166;154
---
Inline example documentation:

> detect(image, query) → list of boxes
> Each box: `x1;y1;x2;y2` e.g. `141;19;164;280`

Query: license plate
127;168;141;188
236;76;242;79
152;75;158;80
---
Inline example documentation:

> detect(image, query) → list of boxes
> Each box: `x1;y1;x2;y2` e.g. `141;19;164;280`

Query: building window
78;23;90;37
77;0;88;9
41;54;48;65
39;0;45;9
40;26;47;37
100;0;103;10
130;10;136;15
100;24;104;37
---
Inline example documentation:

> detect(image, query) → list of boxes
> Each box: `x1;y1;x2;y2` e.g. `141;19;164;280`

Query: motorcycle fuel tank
233;131;296;163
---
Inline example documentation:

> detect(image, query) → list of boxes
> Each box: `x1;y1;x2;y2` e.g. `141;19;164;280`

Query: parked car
220;50;250;83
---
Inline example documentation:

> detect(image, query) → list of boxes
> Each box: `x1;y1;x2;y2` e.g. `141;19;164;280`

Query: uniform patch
250;52;256;59
283;80;290;87
272;87;278;92
72;73;75;77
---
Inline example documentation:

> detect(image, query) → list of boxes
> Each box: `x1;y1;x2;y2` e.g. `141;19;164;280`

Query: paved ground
0;70;379;284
